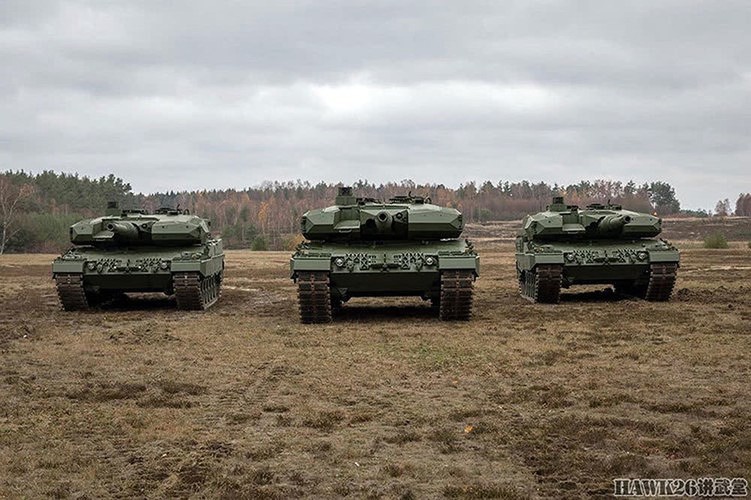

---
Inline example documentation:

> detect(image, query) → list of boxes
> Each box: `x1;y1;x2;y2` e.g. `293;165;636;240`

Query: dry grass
1;241;750;498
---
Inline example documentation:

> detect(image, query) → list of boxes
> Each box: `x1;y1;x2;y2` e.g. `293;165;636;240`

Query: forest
0;169;728;253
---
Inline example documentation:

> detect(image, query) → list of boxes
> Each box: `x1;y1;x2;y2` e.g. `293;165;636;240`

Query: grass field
1;243;750;498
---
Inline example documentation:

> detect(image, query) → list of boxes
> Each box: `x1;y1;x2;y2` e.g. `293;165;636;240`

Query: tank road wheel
55;273;90;311
644;263;677;301
520;265;562;304
297;272;332;324
439;270;474;321
174;272;220;311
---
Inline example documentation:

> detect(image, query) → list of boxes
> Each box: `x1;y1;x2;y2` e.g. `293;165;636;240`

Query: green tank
515;196;679;303
290;187;480;322
52;202;224;310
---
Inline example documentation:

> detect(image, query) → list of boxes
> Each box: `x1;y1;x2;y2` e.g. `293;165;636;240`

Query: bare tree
0;177;34;254
714;198;732;217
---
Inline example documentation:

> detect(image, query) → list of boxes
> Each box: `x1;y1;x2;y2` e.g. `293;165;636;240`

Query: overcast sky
1;1;749;209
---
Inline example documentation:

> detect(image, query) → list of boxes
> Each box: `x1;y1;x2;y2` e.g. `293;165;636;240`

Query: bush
703;233;729;249
250;236;268;251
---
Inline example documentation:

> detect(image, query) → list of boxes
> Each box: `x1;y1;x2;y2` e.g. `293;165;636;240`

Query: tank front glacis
52;203;224;310
291;187;479;322
515;197;679;303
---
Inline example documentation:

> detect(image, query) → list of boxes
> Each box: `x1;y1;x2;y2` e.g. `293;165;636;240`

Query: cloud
1;0;750;208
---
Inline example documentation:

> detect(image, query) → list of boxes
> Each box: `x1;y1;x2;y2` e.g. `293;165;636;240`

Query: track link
297;271;332;323
644;263;678;301
174;272;221;310
439;270;474;321
520;264;562;303
55;273;90;311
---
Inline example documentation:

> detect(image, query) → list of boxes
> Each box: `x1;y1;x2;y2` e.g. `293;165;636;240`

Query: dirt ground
1;242;750;499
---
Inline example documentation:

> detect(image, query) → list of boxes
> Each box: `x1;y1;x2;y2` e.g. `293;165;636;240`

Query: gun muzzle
375;211;392;232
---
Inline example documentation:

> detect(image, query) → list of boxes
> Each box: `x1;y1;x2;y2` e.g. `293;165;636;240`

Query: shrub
250;236;268;251
703;233;729;249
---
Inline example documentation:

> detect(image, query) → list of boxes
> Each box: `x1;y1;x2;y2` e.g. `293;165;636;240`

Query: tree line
0;169;715;253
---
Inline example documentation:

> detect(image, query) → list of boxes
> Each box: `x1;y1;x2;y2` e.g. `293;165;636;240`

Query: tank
515;197;679;303
290;187;480;322
52;202;225;310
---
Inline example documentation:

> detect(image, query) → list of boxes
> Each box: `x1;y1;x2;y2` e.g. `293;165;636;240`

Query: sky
1;1;749;210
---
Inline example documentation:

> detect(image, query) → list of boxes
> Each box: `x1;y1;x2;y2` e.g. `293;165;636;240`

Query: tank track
297;271;332;323
55;273;90;311
439;270;474;321
519;264;562;304
616;263;677;301
174;272;221;310
644;263;677;301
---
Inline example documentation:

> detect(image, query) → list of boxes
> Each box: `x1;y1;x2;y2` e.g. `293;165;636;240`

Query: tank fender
171;255;224;277
647;250;680;263
51;259;85;274
291;257;331;273
437;255;480;275
517;252;564;270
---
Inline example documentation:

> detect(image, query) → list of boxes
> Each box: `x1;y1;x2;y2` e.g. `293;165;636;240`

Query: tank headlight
160;261;170;270
334;257;345;268
86;261;97;270
565;253;575;262
425;256;435;266
96;264;104;273
637;251;649;261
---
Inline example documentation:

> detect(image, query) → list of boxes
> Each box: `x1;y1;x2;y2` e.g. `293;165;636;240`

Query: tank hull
52;240;224;309
292;240;478;297
515;237;679;302
291;240;479;321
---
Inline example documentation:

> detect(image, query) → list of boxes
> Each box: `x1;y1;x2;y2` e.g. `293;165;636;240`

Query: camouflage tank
290;187;480;322
52;202;224;310
516;196;679;303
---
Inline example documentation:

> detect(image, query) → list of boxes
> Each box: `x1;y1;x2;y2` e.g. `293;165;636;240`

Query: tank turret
301;187;463;241
521;198;661;241
70;207;211;246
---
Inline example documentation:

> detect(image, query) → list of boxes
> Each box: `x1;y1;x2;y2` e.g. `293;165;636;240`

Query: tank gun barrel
374;211;392;232
106;221;140;240
596;214;631;234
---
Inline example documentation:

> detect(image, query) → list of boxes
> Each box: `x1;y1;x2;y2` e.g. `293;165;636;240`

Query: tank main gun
374;211;393;232
590;214;632;235
99;221;140;241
